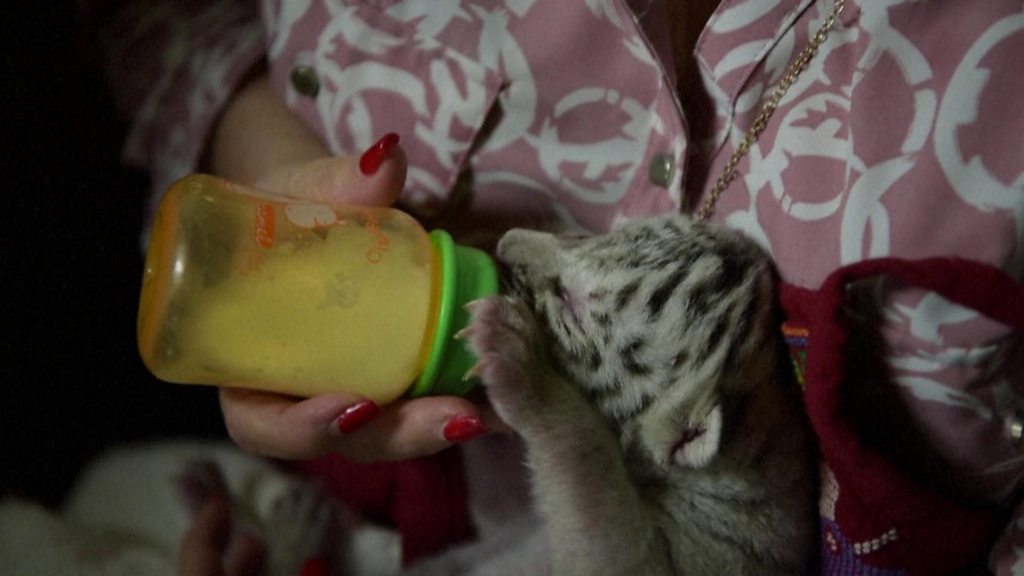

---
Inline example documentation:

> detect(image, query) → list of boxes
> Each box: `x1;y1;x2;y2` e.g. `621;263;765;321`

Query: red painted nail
336;400;380;434
299;557;330;576
443;415;487;443
358;132;400;176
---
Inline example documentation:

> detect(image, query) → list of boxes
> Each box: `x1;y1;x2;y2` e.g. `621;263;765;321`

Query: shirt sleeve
97;0;266;200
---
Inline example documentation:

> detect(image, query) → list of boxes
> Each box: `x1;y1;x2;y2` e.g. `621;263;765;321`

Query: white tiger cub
437;214;819;575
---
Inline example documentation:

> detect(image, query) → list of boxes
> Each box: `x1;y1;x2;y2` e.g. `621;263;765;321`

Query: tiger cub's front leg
464;296;672;576
463;295;567;432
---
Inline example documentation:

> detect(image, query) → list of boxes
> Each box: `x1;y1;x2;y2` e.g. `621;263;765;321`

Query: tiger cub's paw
461;296;553;427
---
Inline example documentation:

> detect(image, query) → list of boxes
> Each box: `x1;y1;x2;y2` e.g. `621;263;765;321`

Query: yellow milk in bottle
138;175;497;404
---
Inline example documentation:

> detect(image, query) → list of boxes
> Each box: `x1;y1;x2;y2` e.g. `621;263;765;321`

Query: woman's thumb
258;133;406;207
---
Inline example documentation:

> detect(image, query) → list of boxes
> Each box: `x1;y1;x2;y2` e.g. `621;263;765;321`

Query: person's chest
692;0;1022;288
261;0;691;239
261;0;1023;283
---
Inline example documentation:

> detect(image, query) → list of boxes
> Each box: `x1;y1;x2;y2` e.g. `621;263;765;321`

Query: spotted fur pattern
463;215;818;575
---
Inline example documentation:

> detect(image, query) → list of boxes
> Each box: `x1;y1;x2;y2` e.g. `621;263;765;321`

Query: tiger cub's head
496;215;780;469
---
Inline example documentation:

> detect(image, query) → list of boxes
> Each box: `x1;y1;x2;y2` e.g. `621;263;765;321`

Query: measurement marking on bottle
363;211;390;264
255;204;276;248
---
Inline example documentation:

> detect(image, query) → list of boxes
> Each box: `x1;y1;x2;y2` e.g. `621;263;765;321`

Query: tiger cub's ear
636;388;723;469
672;405;721;468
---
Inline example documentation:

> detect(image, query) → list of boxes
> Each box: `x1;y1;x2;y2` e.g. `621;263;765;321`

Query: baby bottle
137;174;498;404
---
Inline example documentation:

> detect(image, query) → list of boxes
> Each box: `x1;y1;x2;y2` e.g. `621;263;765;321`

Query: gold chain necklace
695;0;847;222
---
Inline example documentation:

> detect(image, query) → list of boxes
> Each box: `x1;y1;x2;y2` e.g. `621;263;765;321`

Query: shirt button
1009;412;1024;446
648;153;676;188
290;65;320;97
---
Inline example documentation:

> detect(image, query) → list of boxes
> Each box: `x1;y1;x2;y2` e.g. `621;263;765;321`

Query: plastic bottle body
139;175;447;404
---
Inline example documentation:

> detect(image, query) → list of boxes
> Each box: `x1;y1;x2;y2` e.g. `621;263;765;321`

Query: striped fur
466;215;818;575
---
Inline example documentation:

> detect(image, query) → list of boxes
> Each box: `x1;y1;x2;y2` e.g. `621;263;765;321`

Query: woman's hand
219;387;505;461
218;151;506;462
205;72;507;462
179;498;265;576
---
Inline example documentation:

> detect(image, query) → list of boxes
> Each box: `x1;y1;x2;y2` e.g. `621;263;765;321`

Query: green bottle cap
408;230;499;397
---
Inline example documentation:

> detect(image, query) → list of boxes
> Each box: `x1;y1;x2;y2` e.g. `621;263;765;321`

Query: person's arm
179;497;266;576
95;0;265;195
206;73;329;187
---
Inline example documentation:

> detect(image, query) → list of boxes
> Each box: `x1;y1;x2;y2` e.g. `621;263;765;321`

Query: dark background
2;3;225;506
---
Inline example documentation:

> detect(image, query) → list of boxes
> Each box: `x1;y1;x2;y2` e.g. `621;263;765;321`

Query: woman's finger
220;387;507;462
257;135;406;207
219;388;372;460
179;499;231;576
336;395;501;462
223;532;266;576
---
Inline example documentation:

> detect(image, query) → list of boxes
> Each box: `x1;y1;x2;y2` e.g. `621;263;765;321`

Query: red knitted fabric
291;448;473;565
781;258;1023;574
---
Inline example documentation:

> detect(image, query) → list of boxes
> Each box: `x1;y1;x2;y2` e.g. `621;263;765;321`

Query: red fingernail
336;400;380;434
443;415;487;443
359;132;400;176
299;557;329;576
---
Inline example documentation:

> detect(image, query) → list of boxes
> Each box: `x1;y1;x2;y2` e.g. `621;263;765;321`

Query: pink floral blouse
101;0;1024;573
